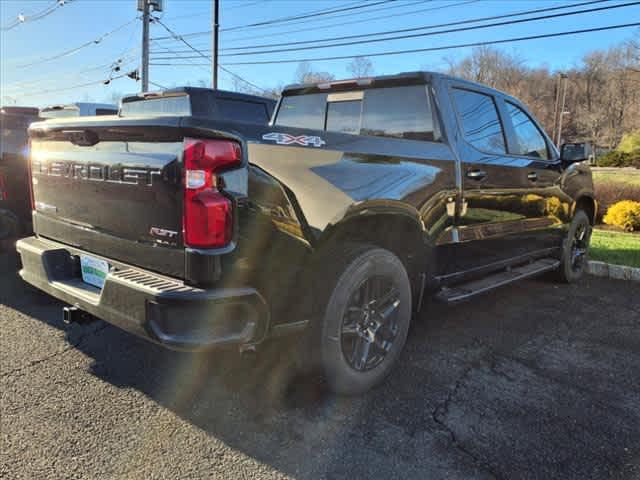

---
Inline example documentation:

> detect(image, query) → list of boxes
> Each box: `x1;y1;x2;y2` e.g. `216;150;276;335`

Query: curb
588;261;640;282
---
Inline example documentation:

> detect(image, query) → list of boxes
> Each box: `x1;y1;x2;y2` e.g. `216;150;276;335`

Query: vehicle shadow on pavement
3;250;640;479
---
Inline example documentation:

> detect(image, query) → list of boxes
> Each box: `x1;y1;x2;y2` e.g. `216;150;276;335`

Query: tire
556;209;592;283
316;244;412;395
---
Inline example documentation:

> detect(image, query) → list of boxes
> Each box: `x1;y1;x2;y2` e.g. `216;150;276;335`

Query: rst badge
149;227;178;245
262;132;326;148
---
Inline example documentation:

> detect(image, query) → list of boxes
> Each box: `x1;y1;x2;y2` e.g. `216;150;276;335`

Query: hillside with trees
445;35;640;150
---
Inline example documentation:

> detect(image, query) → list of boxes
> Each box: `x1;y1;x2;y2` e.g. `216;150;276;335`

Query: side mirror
560;143;590;165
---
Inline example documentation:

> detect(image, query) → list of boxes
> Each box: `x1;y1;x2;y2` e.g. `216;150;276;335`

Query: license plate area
80;255;110;289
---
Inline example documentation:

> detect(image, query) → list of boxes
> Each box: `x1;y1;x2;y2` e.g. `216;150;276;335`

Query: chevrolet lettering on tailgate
31;160;162;186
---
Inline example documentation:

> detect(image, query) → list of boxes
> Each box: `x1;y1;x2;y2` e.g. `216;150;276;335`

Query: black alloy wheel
341;275;401;372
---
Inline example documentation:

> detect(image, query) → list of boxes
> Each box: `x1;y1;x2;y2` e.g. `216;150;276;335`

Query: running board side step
435;258;560;304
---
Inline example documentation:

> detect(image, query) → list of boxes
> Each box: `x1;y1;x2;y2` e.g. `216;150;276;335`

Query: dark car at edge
1;106;41;244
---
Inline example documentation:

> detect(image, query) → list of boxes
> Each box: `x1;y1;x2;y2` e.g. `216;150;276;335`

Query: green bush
603;200;640;232
618;131;640;154
596;150;640;168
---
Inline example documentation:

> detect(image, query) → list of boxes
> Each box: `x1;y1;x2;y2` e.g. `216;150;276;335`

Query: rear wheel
317;244;412;395
557;209;592;283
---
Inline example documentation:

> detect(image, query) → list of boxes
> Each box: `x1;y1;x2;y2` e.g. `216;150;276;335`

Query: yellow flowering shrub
603;200;640;232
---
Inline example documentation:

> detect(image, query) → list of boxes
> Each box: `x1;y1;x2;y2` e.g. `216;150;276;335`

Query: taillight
183;137;241;248
0;172;7;201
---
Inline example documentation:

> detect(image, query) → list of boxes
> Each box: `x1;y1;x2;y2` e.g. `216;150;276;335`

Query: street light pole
556;74;568;147
552;74;561;143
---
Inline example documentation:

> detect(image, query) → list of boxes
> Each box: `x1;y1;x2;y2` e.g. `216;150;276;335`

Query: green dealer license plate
80;255;109;289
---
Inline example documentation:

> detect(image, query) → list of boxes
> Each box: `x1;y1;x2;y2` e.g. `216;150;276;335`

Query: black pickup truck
17;74;596;395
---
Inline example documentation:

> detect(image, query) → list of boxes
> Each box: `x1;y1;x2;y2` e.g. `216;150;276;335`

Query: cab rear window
275;85;440;142
120;95;192;116
216;98;270;123
40;107;80;119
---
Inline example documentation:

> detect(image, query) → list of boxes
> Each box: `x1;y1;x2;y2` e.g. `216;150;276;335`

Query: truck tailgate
30;119;186;277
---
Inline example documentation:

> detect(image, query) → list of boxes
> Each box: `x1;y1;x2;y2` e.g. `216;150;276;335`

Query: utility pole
212;0;219;89
552;74;561;144
140;0;150;92
556;73;568;147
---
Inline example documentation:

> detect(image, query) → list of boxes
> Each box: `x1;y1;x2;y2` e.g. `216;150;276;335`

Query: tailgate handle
63;129;99;147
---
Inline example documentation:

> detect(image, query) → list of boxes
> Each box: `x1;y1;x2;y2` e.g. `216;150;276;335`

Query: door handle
466;169;487;181
527;172;538;182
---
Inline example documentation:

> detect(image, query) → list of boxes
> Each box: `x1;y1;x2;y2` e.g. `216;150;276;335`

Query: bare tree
231;77;281;100
447;46;525;90
445;40;640;148
347;56;374;78
294;61;335;84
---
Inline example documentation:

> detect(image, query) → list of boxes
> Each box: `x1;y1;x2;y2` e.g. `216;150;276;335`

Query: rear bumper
16;236;270;351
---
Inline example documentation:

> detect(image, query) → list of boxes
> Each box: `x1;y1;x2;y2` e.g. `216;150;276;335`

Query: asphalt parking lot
1;250;639;480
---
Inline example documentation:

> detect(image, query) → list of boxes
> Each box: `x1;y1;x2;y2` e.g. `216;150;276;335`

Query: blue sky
1;0;639;107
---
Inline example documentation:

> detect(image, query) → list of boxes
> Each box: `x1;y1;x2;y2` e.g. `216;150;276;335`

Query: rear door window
505;101;549;159
275;93;327;130
361;85;439;141
452;88;506;154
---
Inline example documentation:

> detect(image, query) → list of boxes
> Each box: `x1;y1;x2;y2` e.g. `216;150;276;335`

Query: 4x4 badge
262;132;326;148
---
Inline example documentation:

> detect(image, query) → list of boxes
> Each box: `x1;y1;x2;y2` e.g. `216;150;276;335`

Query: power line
151;40;211;73
211;0;640;57
225;0;430;33
152;17;213;62
151;0;429;41
149;80;168;89
210;0;472;45
2;55;138;95
149;1;638;60
221;0;393;32
217;0;610;52
224;1;264;12
151;0;616;57
150;22;640;66
13;72;132;99
152;18;267;92
1;0;75;32
163;0;295;21
15;17;139;68
153;0;475;51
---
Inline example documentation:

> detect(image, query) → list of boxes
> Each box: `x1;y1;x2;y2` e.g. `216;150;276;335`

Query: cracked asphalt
1;250;640;480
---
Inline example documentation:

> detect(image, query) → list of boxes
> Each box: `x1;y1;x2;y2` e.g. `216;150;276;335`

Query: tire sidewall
560;210;591;283
320;248;412;395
